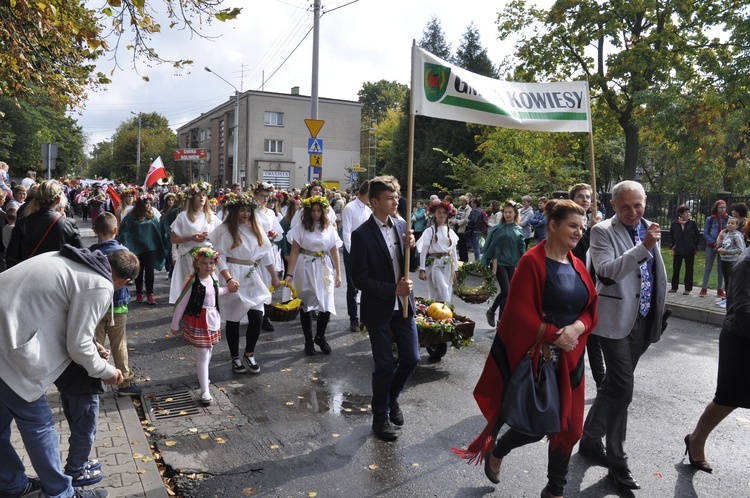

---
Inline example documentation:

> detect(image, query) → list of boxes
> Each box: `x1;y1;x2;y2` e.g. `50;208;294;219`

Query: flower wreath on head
428;200;456;218
120;187;137;197
188;181;211;196
221;192;259;210
303;179;325;196
274;190;290;206
252;181;275;194
135;193;154;204
174;190;188;202
190;246;220;263
302;195;330;210
209;198;218;205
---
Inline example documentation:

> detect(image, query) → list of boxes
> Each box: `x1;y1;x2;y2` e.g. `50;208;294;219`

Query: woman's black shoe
314;336;331;354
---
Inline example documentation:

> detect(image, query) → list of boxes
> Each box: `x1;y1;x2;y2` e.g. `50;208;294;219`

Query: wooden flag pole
402;41;417;317
585;75;597;213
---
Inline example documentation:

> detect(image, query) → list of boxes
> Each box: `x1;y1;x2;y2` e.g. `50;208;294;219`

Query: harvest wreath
453;261;497;304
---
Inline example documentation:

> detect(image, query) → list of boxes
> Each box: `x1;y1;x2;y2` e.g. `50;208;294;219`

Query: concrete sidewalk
10;388;168;498
664;283;726;326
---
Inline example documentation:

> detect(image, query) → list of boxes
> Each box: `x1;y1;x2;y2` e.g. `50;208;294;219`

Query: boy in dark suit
350;176;418;441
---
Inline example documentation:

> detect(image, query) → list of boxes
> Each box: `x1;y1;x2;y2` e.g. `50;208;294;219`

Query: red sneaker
717;289;726;297
698;288;707;297
148;293;156;305
136;293;144;303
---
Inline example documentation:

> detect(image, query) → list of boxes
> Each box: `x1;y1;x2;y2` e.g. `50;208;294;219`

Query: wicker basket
264;282;301;322
417;314;475;346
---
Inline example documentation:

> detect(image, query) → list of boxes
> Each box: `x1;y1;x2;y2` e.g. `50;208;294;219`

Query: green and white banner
411;45;591;133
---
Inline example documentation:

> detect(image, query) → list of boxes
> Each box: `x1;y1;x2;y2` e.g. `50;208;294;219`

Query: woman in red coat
454;199;598;498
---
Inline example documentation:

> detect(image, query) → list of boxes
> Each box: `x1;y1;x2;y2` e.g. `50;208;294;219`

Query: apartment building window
264;139;283;154
264;112;284;126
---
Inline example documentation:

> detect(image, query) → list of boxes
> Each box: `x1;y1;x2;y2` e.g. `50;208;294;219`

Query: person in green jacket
481;201;526;327
411;201;427;241
119;194;167;305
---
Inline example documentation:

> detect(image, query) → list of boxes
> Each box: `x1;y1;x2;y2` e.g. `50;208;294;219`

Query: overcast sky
72;0;544;150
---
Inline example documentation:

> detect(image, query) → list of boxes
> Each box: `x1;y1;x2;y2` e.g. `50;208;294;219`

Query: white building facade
177;89;361;191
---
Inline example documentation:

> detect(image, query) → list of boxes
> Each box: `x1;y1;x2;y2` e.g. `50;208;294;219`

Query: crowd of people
1;166;748;498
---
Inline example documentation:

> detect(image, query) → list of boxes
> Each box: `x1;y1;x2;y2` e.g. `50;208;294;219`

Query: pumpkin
427;302;453;320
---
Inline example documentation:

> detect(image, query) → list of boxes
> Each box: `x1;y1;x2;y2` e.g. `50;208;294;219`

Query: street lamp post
130;111;141;184
205;67;240;186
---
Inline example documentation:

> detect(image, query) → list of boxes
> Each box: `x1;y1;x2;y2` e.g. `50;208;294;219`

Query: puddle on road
289;390;371;415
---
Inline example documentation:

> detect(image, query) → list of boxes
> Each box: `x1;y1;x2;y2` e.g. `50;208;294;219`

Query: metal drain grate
144;389;204;421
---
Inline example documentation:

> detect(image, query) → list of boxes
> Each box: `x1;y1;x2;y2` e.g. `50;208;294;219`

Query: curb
668;302;725;327
115;394;169;498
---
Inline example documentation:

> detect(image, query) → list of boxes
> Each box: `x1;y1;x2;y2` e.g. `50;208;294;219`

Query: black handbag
499;324;561;437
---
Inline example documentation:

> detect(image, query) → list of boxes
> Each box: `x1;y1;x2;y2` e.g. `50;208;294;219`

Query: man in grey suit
578;180;667;490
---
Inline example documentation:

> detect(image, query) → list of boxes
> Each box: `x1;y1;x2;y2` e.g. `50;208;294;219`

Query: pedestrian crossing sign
308;138;323;154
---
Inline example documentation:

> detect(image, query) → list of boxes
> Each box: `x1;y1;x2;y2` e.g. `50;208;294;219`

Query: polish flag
144;156;168;187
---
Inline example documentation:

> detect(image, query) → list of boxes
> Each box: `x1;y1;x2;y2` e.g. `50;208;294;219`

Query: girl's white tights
195;347;212;397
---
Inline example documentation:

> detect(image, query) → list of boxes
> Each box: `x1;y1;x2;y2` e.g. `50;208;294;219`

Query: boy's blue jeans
60;393;99;477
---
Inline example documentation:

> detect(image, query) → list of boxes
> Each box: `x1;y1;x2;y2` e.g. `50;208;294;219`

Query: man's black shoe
608;466;640;490
372;419;398;441
349;319;359;332
389;402;404;426
578;439;608;466
262;316;275;331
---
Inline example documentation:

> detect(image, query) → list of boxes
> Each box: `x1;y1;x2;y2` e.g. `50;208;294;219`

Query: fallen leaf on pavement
164;441;177;447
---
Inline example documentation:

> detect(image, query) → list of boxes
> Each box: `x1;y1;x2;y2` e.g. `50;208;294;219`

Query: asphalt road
99;232;747;498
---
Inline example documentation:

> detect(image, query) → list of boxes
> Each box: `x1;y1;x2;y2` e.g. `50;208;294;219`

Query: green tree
419;16;451;60
0;96;84;179
454;23;498;78
358;80;408;125
496;0;740;181
89;113;177;183
0;1;241;108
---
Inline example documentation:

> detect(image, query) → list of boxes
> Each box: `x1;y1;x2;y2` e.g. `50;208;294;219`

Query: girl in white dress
417;201;459;302
252;181;285;332
290;180;337;229
210;193;280;374
285;196;342;355
115;187;136;225
171;247;232;405
168;182;221;303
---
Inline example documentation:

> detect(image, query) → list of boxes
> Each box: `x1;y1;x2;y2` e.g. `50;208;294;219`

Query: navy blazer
350;215;416;325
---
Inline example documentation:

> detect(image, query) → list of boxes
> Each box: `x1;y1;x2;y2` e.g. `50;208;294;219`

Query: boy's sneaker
719;300;727;309
12;477;41;498
243;355;260;374
117;384;142;397
698;288;707;297
84;458;102;471
74;489;108;498
717;289;726;297
200;392;212;406
147;293;156;305
136;293;144;303
70;468;104;487
231;358;246;374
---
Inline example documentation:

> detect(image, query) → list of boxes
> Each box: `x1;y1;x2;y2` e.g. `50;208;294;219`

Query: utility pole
311;0;321;119
131;111;141;184
205;67;240;186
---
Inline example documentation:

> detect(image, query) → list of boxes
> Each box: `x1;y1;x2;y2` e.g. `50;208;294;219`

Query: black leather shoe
609;466;640;490
304;342;316;356
578;439;608;467
262;316;275;331
349;319;360;332
389;402;404;426
372;419;398;441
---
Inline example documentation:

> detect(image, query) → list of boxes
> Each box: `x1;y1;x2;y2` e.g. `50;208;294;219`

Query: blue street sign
308;138;323;154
